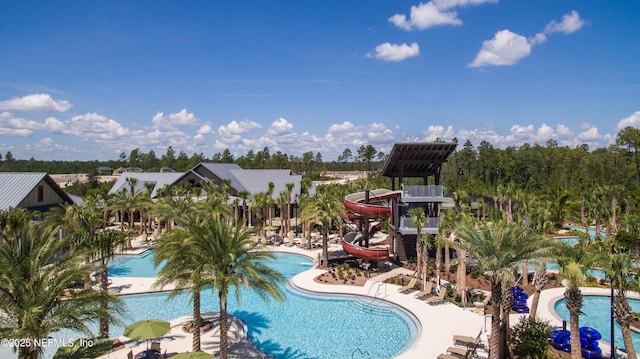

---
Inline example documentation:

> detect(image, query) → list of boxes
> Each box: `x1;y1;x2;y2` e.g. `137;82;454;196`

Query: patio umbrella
123;319;170;342
171;352;212;359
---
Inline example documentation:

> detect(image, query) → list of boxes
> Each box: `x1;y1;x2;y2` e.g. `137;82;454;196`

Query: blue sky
1;0;639;162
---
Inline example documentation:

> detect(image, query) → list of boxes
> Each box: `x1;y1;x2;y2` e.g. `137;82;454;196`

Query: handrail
365;280;387;299
351;348;370;359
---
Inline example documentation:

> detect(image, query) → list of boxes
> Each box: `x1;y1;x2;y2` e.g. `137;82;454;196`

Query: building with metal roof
107;163;303;201
0;172;75;213
108;172;186;199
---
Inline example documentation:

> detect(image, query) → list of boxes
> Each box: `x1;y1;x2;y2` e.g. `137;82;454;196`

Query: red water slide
342;189;401;261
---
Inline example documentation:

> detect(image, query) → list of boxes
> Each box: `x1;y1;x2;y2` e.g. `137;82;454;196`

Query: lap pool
76;252;418;359
554;295;640;350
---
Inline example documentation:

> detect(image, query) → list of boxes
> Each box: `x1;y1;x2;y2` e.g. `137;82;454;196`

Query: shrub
510;316;553;359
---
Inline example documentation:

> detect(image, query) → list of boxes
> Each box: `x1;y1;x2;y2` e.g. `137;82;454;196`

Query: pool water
554;295;640;350
56;252;418;359
108;250;159;277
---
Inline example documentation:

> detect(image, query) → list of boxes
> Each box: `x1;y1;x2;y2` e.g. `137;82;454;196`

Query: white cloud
544;10;586;35
43;117;67;133
28;137;79;154
616;111;640;130
389;3;461;30
328;121;356;133
468;29;531;67
66;113;131;141
0;112;44;136
470;11;586;68
0;93;72;112
366;123;395;143
217;119;262;138
367;42;420;62
423;125;455;141
389;0;497;30
267;118;294;136
152;108;198;127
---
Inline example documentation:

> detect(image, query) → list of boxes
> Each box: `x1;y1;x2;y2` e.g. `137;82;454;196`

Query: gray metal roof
108;172;185;199
194;163;245;192
0;172;74;211
229;169;302;200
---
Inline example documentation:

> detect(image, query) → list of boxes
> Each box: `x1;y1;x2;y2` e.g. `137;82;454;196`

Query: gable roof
107;172;185;199
230;169;302;200
192;163;245;191
0;172;74;211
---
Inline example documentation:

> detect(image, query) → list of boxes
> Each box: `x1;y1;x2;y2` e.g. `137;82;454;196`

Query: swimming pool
108;250;158;277
56;252;418;359
554;295;640;350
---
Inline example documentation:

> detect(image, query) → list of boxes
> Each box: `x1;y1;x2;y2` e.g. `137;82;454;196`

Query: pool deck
104;236;627;359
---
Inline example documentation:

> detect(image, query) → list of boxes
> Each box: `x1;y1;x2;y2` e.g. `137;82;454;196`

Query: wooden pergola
381;142;457;188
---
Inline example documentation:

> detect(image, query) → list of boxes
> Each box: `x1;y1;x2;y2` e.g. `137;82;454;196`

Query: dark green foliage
510;316;553;359
53;338;114;359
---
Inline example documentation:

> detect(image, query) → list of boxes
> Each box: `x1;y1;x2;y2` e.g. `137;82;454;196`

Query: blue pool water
108;250;159;277
554;295;640;350
56;252;417;359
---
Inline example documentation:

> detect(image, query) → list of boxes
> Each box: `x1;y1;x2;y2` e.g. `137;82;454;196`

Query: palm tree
285;183;295;236
237;190;251;226
151;186;195;231
0;215;122;359
605;252;638;359
408;207;427;289
301;188;345;268
452;218;551;359
528;259;550;318
250;192;271;237
554;244;601;359
197;180;232;220
191;216;286;359
85;229;127;338
0;207;33;239
154;220;211;352
563;262;585;359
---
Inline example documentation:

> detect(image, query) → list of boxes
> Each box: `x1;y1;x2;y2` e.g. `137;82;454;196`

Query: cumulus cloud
544;10;586;34
27;137;79;154
616;111;640;130
152;108;198;127
366;123;395;142
267;118;294;136
468;30;532;67
389;0;497;30
367;42;420;62
64;113;131;141
423;125;455;141
470;10;585;68
0;93;72;112
217;119;262;138
0;112;43;136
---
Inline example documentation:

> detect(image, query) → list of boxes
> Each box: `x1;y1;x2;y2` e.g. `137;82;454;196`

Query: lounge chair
437;355;458;359
413;282;433;300
397;277;417;293
453;330;482;348
426;288;446;304
445;346;471;358
150;342;161;351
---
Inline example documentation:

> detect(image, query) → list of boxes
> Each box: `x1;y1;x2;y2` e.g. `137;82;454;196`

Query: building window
37;185;44;202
